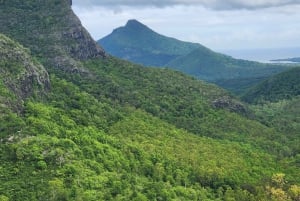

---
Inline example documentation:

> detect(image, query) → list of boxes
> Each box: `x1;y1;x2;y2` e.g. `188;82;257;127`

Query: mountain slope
0;1;299;200
82;57;291;155
99;20;291;93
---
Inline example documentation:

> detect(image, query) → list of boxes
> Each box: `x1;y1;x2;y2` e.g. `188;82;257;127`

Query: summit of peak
125;19;148;29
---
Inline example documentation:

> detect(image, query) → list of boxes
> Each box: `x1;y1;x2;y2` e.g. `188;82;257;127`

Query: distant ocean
218;47;300;63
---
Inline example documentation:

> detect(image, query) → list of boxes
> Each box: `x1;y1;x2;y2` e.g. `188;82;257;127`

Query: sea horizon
218;46;300;63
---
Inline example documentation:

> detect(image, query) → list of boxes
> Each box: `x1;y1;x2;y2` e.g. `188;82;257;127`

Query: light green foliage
109;110;278;186
0;195;9;201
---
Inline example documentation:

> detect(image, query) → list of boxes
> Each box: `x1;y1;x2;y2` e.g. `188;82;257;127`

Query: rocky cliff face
0;0;105;72
60;0;105;60
0;34;50;109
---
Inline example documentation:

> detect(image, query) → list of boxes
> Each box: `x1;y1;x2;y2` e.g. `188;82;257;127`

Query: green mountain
99;20;291;94
99;19;201;66
0;1;299;201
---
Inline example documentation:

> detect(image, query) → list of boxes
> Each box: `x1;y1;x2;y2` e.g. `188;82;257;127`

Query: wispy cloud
73;0;300;10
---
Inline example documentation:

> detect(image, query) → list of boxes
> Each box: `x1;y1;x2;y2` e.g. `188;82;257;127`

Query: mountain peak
99;19;201;66
125;19;149;30
126;19;144;25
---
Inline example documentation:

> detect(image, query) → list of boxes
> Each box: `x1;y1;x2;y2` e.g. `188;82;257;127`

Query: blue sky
72;0;300;52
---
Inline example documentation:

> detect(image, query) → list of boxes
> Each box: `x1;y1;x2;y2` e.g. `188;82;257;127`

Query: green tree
0;195;9;201
48;178;69;201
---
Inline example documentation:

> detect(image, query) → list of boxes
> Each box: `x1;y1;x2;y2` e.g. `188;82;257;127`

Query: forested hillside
242;67;300;103
0;0;299;200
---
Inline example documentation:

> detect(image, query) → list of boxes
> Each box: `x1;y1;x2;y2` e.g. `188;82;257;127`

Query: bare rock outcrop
0;34;50;109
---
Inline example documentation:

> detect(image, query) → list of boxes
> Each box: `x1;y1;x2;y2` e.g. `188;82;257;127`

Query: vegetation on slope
75;58;298;157
0;74;299;200
251;97;300;155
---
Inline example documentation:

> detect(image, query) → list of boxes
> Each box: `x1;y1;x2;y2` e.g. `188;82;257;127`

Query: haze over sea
219;47;300;63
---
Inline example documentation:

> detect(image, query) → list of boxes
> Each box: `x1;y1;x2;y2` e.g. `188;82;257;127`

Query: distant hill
271;57;300;63
99;19;201;66
242;67;300;103
99;20;291;94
